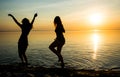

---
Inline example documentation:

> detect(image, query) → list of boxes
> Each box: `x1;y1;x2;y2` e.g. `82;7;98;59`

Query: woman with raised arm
8;13;37;65
49;16;65;68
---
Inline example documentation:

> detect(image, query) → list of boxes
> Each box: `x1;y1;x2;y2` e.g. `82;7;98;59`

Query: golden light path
92;32;100;60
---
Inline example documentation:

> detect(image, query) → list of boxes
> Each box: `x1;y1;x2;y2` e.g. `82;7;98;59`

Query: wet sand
0;64;120;77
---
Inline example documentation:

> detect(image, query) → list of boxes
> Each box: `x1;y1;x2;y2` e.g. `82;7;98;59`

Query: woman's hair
54;16;65;33
22;18;30;25
54;16;62;25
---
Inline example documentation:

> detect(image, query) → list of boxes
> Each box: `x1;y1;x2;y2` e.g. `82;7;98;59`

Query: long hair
54;16;65;33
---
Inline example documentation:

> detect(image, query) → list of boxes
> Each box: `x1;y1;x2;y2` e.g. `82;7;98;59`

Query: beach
1;0;120;76
0;64;120;77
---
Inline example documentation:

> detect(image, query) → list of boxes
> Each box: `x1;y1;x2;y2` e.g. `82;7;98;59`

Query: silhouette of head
54;16;65;32
54;16;62;26
22;18;30;25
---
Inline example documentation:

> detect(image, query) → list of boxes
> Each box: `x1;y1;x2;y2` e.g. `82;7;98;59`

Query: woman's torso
55;27;65;43
18;24;32;45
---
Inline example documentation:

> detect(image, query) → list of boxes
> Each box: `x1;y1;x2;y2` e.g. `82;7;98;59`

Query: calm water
0;30;120;70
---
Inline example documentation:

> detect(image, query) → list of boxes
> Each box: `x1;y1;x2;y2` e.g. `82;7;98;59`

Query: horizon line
0;29;120;32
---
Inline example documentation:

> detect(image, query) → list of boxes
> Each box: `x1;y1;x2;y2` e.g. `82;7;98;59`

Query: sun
89;13;103;25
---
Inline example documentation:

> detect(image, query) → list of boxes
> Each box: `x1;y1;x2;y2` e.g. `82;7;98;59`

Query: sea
0;30;120;70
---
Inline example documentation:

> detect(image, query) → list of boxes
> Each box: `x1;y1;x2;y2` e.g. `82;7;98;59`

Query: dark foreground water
0;30;120;70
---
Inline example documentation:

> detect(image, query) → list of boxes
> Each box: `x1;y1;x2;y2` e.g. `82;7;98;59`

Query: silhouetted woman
49;16;65;68
8;13;37;64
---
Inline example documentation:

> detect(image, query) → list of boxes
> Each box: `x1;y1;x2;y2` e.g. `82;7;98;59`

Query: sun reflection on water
92;33;100;60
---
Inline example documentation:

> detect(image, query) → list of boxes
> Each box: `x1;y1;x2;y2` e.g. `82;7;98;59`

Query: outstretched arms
31;13;38;25
8;14;21;27
8;13;37;27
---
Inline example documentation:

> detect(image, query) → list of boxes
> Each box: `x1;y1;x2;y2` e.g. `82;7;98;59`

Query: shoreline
0;64;120;77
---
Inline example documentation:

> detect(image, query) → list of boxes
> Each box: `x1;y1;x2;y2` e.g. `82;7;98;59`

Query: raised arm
31;13;37;25
8;14;21;27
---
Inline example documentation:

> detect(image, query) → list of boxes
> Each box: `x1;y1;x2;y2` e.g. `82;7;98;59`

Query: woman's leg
57;45;64;68
18;45;24;64
23;52;28;64
49;40;63;62
18;44;28;64
18;50;24;64
22;53;27;64
49;40;58;55
22;45;28;64
49;40;65;68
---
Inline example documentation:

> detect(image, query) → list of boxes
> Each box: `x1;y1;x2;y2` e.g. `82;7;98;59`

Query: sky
0;0;120;31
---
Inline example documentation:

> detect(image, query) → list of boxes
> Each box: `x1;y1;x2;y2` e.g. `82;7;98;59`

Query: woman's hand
8;14;13;17
34;13;37;17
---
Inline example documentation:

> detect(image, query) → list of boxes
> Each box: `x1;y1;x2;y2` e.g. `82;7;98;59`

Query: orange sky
0;0;120;31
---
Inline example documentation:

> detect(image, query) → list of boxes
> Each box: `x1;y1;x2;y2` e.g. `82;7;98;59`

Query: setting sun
89;13;103;25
